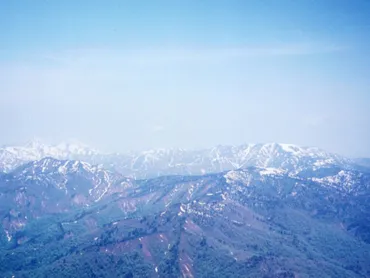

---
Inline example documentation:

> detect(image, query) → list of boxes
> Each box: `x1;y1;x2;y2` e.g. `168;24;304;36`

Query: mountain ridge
1;155;370;277
0;141;360;179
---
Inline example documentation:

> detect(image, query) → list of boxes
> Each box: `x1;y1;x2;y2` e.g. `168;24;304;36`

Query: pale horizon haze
1;0;370;157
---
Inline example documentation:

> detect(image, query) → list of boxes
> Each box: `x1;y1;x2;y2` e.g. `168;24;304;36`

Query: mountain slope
0;158;134;243
1;161;370;277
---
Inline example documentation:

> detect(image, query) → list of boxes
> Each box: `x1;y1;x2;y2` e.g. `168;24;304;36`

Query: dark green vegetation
1;160;370;277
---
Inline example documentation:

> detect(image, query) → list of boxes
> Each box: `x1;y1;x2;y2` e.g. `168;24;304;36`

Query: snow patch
259;168;285;176
5;230;12;242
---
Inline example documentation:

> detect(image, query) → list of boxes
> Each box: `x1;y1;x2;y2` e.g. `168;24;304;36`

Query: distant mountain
0;141;356;178
103;143;353;178
0;158;370;277
0;140;100;173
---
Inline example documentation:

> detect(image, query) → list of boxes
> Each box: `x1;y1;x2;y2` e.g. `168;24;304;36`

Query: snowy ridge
10;157;127;202
0;139;100;172
0;140;355;178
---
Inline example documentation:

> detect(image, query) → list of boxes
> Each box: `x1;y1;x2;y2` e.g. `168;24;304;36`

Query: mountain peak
23;138;46;149
0;141;354;177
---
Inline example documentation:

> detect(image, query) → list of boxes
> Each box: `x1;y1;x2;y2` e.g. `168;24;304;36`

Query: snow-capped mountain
96;143;357;178
0;157;134;238
0;140;360;178
10;157;132;203
0;140;101;172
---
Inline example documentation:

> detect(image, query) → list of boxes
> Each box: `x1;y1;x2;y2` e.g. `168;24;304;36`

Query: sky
0;0;370;157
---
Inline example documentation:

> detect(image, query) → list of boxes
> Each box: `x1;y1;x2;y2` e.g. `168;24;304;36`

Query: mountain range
0;140;362;178
1;141;370;277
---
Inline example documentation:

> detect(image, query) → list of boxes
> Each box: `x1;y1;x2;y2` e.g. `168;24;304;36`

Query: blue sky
1;0;370;156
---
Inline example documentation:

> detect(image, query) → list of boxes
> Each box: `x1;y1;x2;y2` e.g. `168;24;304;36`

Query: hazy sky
1;0;370;157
